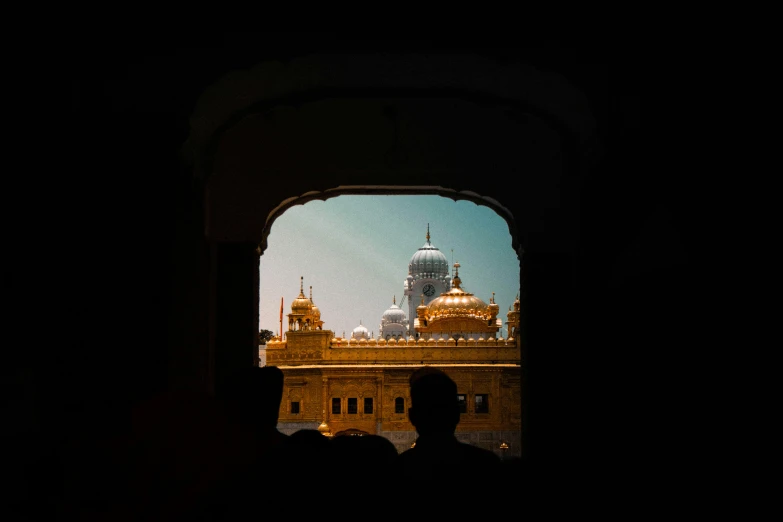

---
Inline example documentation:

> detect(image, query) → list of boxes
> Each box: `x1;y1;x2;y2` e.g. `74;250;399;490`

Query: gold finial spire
452;262;461;289
318;410;332;437
309;285;313;301
420;293;425;305
426;223;430;242
491;291;495;304
299;276;304;295
393;295;396;305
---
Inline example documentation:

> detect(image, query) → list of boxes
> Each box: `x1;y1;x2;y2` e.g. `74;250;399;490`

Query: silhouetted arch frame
259;185;523;261
186;57;597;255
193;87;587;258
188;53;599;461
255;186;526;349
184;53;598;183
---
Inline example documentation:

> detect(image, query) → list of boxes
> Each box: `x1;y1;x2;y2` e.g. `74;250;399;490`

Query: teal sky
259;195;521;340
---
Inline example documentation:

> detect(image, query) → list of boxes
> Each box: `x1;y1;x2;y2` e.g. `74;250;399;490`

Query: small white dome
352;321;369;340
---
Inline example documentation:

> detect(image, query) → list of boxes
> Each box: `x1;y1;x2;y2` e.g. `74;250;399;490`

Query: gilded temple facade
262;229;523;457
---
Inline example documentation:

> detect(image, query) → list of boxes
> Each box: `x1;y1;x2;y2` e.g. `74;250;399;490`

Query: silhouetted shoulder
457;441;503;466
288;428;333;467
395;436;501;481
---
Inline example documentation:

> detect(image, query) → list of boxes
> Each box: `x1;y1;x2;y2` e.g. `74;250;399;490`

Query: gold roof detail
287;277;325;332
426;262;490;318
309;285;321;319
291;276;312;313
415;262;502;337
317;410;332;438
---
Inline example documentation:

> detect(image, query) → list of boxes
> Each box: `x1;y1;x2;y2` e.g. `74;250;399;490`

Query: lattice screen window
475;394;489;414
458;394;468;413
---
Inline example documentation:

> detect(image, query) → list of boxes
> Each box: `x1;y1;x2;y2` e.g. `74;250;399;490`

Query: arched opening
258;191;524;455
259;191;523;339
193;51;594;469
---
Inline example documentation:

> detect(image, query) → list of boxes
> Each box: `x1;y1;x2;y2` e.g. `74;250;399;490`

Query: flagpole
280;297;284;341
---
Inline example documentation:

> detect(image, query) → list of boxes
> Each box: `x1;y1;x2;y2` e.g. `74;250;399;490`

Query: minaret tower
404;224;451;336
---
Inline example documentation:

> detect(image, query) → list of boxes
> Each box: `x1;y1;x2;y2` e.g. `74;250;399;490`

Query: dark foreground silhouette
38;365;523;519
330;432;398;468
394;366;503;481
202;366;297;518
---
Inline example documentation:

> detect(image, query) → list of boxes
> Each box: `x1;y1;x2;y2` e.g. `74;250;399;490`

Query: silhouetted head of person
221;365;284;430
283;428;331;469
330;434;398;467
408;366;460;436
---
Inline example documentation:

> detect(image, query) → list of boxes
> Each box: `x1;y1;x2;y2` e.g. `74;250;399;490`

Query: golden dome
291;277;312;313
426;263;490;319
427;289;489;317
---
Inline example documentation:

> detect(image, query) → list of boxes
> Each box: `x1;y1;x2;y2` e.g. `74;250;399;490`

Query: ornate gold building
262;230;522;457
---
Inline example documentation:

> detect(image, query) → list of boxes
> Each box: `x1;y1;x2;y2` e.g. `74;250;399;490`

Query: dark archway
190;53;595;470
21;41;661;518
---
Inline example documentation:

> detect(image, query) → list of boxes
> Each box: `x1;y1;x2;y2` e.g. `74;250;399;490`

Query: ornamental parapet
265;336;520;366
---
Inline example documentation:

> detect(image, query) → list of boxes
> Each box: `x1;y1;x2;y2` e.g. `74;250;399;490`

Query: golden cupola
291;277;312;314
415;262;501;340
426;262;490;318
309;286;321;321
309;286;325;330
488;291;500;318
288;277;324;332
